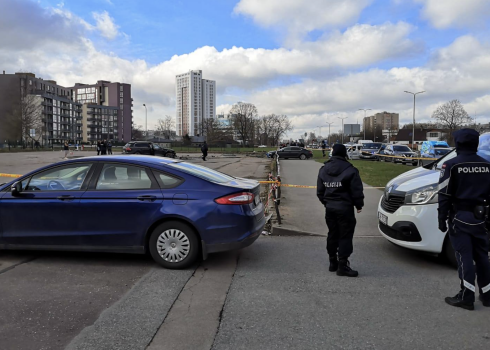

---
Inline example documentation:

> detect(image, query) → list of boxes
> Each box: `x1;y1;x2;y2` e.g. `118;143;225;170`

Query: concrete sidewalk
274;159;382;237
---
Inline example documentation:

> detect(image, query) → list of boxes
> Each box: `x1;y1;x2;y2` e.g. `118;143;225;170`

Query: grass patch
312;150;413;188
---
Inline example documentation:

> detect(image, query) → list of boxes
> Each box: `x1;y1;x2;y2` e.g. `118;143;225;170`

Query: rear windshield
434;149;451;155
167;162;235;183
363;143;382;149
394;146;411;152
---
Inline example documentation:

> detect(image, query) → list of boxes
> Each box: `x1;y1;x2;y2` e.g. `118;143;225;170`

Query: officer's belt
453;203;478;212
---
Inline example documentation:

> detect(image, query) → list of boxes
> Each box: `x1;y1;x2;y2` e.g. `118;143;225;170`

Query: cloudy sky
2;0;490;138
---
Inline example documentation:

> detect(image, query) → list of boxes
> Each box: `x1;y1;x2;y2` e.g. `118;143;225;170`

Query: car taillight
126;147;131;151
215;192;254;205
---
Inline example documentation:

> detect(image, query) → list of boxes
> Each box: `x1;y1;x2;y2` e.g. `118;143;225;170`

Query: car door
0;163;94;247
78;162;164;249
290;147;301;158
278;147;291;158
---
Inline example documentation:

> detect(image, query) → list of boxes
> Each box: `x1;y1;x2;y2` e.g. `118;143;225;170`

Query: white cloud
234;0;371;40
416;0;490;29
92;11;119;40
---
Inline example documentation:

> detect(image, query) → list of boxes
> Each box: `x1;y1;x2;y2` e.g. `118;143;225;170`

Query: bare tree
269;114;293;146
229;102;258;145
431;99;472;145
132;124;144;140
156;115;175;139
7;94;43;144
202;118;234;144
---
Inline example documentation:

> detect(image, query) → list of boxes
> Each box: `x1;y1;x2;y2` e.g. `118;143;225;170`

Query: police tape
0;173;22;178
258;181;384;189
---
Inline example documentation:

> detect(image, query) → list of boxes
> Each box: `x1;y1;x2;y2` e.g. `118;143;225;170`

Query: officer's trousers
449;210;490;302
325;206;356;260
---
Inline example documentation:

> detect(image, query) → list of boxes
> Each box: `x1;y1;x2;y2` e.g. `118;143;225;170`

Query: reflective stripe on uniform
437;178;449;192
463;280;476;292
482;282;490;294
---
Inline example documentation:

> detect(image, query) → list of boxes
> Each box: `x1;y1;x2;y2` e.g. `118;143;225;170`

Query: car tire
148;221;199;269
134;151;141;155
443;235;458;269
165;152;172;158
299;154;306;160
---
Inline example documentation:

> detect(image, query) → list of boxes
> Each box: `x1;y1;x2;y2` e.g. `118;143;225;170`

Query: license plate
378;211;388;225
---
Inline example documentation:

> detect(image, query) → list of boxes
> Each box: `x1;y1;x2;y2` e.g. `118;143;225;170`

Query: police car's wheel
149;221;199;269
300;154;306;160
443;236;458;269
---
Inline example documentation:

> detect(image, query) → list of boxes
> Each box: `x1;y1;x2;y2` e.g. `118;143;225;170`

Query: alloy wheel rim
156;229;190;263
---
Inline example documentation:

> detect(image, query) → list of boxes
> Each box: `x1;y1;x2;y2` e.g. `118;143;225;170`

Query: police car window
394;146;411;152
436;150;457;170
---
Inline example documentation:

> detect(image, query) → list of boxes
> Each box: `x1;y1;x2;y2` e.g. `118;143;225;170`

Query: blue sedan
0;156;265;269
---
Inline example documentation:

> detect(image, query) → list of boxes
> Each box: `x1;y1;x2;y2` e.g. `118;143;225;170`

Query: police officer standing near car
438;129;490;310
317;144;364;277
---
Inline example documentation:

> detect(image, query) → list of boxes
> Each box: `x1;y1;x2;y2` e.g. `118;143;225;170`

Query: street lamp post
316;126;322;141
326;121;334;146
338;117;347;144
143;104;147;140
404;91;425;149
358;108;371;140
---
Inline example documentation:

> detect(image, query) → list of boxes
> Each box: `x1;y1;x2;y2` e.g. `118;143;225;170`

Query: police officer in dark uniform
438;129;490;310
317;144;364;277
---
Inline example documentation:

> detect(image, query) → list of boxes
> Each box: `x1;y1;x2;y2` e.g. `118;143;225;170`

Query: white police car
377;133;490;265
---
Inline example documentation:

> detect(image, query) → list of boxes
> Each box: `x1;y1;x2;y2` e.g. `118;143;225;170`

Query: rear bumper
205;228;262;254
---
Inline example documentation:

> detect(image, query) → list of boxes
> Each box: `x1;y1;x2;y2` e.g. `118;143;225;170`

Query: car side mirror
11;181;22;196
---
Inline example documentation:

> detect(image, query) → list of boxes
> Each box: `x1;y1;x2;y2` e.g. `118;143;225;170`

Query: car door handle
137;195;157;202
57;195;75;201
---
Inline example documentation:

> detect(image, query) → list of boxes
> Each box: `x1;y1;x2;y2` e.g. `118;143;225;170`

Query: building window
429;132;439;138
120;98;123;104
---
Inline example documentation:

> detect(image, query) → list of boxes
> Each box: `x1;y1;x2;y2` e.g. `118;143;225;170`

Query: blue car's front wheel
149;221;199;269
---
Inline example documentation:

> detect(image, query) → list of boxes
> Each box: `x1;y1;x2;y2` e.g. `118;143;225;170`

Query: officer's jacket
438;151;490;222
316;156;364;210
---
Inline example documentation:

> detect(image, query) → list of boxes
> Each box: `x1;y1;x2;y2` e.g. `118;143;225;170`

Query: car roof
77;155;178;165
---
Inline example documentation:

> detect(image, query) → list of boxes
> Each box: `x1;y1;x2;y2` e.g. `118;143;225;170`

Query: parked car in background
123;141;176;158
0;156;265;269
346;144;363;160
258;145;267;148
382;144;418;165
359;143;383;160
268;146;313;160
418;141;452;166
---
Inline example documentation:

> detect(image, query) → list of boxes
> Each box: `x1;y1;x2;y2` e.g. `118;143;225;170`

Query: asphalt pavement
275;158;381;236
213;236;490;350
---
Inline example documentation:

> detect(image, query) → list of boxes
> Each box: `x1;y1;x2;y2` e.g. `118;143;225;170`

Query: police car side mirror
11;181;22;196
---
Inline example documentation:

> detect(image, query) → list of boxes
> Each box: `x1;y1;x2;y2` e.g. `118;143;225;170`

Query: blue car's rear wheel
149;221;199;269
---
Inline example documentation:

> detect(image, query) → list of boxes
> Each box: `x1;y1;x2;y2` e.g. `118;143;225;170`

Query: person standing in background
201;141;208;161
100;140;107;155
107;140;113;155
97;141;101;156
63;141;69;159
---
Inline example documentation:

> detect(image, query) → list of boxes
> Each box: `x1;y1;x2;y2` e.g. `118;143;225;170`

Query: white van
377;133;490;265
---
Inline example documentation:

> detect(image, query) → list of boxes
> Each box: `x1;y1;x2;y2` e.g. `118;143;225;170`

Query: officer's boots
329;256;338;272
336;259;358;277
445;290;474;310
479;294;490;307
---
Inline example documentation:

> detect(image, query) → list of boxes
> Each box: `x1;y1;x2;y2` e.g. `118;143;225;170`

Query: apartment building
71;80;133;142
363;112;400;132
175;70;216;137
0;72;82;145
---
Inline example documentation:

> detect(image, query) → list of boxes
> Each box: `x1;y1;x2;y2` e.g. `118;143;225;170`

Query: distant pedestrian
63;141;69;159
100;140;107;155
107;140;113;155
97;141;101;155
321;141;326;157
317;144;364;277
201;141;208;161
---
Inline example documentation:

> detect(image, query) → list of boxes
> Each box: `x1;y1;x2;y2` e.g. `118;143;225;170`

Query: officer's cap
332;144;347;158
453;128;479;152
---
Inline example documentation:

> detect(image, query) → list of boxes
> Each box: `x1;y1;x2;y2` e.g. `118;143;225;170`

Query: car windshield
393;146;411;152
362;143;382;150
167;162;235;183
